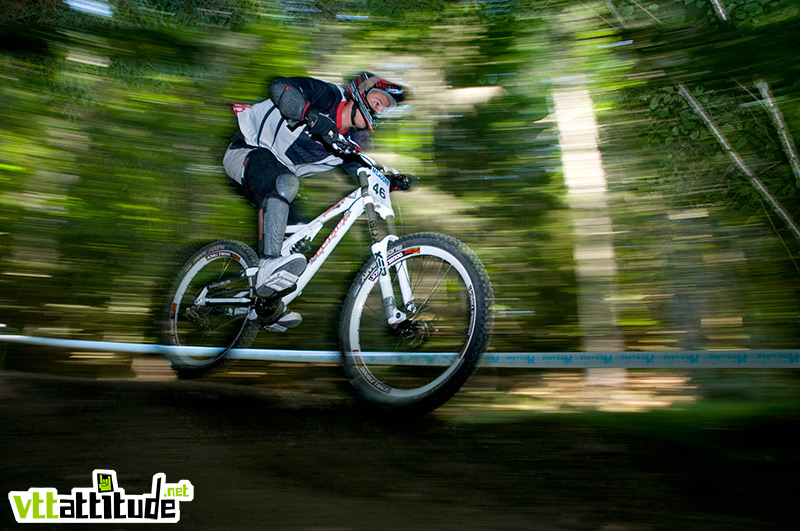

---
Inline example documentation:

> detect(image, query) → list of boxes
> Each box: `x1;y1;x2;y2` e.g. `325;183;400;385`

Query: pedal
262;311;302;332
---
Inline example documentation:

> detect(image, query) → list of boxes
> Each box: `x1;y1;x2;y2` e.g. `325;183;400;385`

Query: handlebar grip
332;135;361;153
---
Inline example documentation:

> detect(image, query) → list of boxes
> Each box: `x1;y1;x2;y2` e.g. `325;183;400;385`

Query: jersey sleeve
269;77;340;125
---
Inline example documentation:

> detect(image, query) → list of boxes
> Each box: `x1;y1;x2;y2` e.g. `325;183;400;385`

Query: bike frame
197;141;415;327
249;162;412;326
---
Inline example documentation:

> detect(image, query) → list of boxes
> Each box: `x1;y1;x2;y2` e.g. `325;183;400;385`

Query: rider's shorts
223;136;291;207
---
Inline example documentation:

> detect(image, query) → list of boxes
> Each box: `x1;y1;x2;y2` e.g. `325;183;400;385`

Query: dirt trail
1;371;796;530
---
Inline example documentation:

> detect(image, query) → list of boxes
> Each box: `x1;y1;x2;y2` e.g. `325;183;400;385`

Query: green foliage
1;0;798;376
604;0;800;216
0;0;581;362
596;0;800;350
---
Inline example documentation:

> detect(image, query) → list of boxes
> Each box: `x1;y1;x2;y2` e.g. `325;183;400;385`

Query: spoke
208;315;244;336
218;258;233;280
362;300;384;321
184;308;232;336
174;255;253;351
344;237;486;407
409;256;448;301
411;256;433;293
416;262;454;316
361;254;467;355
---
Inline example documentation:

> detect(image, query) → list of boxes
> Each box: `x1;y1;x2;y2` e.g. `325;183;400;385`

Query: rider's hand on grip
306;108;337;145
390;173;414;191
332;136;361;155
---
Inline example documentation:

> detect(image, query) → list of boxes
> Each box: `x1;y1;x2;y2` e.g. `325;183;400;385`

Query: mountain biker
223;72;409;329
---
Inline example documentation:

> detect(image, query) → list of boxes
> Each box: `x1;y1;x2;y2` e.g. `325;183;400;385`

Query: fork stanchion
357;167;386;243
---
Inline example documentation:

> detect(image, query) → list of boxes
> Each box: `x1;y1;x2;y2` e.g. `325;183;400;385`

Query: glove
389;174;414;191
306;108;337;145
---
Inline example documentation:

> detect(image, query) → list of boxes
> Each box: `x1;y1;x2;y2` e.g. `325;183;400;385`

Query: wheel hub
392;318;432;347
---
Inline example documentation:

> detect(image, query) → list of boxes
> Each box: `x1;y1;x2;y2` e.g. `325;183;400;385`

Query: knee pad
273;173;299;204
243;149;285;206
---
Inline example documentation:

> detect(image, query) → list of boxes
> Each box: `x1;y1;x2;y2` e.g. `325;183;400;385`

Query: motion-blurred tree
595;0;800;349
1;0;798;377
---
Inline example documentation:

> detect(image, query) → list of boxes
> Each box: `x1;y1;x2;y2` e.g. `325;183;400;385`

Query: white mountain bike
161;137;493;414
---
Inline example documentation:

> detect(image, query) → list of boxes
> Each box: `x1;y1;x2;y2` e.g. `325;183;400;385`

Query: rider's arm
269;77;339;126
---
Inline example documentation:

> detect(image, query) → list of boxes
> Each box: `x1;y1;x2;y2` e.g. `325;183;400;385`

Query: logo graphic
96;472;114;493
8;470;193;523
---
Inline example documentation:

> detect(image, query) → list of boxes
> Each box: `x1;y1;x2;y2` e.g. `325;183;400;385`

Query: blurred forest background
1;0;799;379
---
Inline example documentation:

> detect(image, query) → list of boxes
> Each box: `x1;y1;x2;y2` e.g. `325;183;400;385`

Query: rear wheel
161;240;259;378
340;232;493;415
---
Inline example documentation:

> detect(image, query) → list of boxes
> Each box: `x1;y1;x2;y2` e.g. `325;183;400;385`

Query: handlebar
330;134;379;170
329;134;414;188
330;134;363;156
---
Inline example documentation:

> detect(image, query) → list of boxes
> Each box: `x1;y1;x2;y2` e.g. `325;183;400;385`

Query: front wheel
340;232;493;415
161;240;260;378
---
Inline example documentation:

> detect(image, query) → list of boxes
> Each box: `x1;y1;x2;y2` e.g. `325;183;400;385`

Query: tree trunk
554;83;626;386
677;84;800;241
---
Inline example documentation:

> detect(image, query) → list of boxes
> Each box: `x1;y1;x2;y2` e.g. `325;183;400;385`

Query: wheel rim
345;245;478;400
167;251;254;366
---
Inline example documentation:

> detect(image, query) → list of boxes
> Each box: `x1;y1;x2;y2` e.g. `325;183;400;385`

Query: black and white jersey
232;77;369;178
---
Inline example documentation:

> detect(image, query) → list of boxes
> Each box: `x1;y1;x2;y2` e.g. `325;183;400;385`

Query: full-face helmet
347;72;406;131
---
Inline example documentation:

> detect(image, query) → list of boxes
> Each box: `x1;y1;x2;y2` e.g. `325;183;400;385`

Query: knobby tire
340;232;493;416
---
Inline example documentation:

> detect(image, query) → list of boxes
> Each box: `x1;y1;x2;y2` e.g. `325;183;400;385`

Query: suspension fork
360;175;412;327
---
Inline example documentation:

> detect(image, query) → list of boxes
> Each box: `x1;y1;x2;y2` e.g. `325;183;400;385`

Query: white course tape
481;351;800;368
1;334;799;368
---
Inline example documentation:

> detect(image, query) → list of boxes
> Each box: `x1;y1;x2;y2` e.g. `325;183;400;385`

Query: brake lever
330;134;380;170
331;135;362;155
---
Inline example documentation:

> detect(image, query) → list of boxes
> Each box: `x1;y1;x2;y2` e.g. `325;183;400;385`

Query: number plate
366;168;394;219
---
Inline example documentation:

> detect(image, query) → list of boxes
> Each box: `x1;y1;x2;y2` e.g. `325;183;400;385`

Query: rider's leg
236;149;305;297
257;194;303;330
255;175;306;297
258;174;297;256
